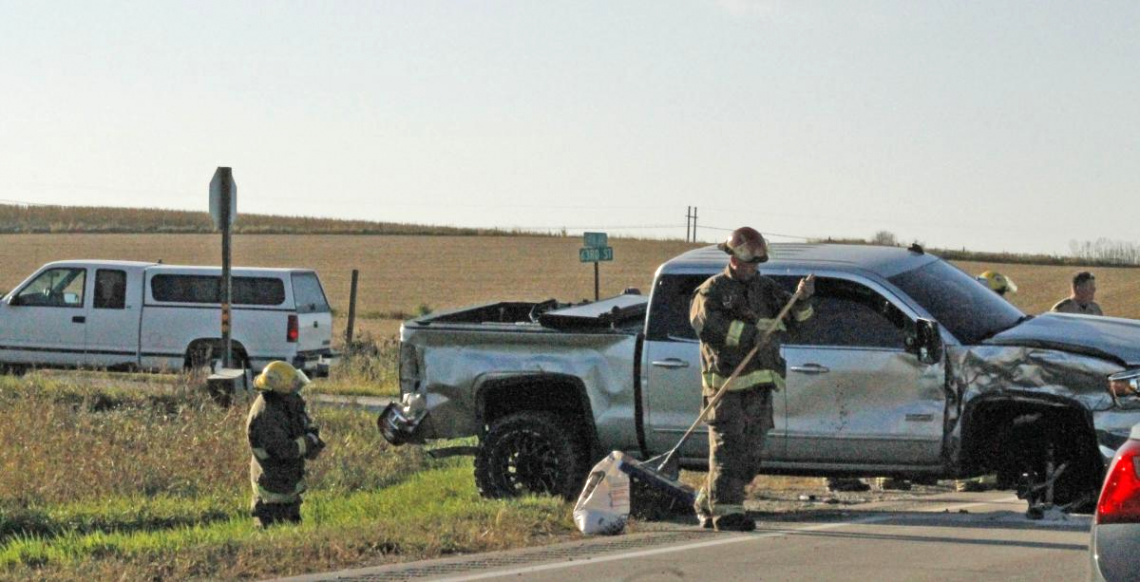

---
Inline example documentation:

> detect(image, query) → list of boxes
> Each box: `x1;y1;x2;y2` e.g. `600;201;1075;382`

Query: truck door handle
72;316;86;324
651;358;690;369
789;363;829;374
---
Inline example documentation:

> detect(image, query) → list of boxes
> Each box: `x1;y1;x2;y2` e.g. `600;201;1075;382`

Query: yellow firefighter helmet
254;361;310;394
978;271;1018;296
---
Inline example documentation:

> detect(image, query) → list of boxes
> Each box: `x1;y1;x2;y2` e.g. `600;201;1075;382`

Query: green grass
0;373;574;581
315;332;401;397
0;464;574;581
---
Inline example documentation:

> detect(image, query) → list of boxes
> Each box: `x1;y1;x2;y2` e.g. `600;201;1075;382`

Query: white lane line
432;498;1012;582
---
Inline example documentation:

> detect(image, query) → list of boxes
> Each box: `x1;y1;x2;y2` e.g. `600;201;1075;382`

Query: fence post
346;269;359;344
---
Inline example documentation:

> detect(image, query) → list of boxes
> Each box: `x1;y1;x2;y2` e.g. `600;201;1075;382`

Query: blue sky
1;1;1136;254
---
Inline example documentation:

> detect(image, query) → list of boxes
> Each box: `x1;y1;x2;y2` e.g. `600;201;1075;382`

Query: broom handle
654;284;808;472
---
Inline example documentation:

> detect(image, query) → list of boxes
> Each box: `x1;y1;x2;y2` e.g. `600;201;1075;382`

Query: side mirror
6;295;19;307
912;318;943;365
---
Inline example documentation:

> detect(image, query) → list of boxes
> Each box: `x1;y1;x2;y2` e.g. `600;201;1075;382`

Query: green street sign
579;246;614;263
583;232;608;248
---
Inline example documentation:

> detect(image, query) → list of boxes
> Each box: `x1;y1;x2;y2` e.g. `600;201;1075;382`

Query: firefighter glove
305;431;325;460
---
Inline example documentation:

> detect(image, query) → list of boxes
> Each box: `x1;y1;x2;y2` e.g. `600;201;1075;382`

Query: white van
0;260;337;374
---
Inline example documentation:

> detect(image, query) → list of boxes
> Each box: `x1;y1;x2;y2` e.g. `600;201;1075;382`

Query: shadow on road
759;526;1087;552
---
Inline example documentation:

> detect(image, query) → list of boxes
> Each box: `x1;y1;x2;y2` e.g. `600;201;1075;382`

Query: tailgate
290;271;333;352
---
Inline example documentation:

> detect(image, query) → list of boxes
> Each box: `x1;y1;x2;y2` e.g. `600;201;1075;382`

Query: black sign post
579;232;613;301
209;167;237;368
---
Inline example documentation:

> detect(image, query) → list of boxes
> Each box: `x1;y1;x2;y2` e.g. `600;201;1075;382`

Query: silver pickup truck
380;243;1140;511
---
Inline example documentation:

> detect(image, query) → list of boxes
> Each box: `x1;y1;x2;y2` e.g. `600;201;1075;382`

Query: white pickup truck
0;260;337;375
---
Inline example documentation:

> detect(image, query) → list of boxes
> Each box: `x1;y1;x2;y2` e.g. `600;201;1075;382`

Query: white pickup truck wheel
185;341;249;372
474;411;587;500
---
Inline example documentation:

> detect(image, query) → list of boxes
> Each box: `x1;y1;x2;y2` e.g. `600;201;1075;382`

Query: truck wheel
185;342;249;372
186;343;216;371
474;411;587;500
0;364;27;377
1013;420;1100;513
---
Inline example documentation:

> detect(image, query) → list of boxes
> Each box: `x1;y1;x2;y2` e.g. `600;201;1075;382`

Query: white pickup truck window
15;267;86;308
291;272;331;314
151;275;285;305
94;269;126;309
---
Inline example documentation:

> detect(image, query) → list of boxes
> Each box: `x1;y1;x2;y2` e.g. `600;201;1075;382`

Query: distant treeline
817;234;1140;268
0;204;531;236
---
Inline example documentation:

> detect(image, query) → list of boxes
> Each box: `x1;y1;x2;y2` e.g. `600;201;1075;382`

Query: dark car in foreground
1091;392;1140;581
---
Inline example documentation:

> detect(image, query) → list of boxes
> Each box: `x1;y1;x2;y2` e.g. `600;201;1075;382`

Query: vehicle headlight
1108;368;1140;397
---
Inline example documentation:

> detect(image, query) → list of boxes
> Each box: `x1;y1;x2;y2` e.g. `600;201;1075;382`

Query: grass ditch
0;373;576;581
0;464;574;581
319;331;400;397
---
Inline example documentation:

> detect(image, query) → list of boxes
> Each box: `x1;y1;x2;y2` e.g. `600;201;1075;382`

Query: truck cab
0;261;150;369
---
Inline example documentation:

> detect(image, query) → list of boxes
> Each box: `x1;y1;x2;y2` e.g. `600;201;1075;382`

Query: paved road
268;491;1091;582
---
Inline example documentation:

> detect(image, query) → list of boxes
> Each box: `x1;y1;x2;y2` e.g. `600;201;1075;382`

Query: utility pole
686;206;692;242
692;206;698;242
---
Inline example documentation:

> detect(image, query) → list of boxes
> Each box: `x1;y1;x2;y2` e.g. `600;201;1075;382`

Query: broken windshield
888;259;1025;345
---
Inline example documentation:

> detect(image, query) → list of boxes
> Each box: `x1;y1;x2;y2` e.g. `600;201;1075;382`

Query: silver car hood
985;313;1140;367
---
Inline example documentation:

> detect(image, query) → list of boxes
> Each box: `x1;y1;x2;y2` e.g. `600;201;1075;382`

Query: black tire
1050;442;1100;512
1011;418;1100;512
185;341;248;371
0;364;27;377
474;411;588;500
185;342;216;371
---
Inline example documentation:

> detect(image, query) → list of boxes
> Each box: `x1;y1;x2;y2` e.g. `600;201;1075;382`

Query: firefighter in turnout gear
247;361;326;527
690;227;814;531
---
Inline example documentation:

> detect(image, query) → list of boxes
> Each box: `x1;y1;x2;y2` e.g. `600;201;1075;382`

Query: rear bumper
1090;523;1140;582
377;395;429;446
293;349;339;377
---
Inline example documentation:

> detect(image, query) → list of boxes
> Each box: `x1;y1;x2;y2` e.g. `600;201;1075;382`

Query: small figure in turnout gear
247;361;326;527
690;227;814;532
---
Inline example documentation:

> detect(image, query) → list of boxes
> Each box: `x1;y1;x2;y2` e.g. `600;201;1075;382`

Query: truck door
0;266;89;366
84;268;140;368
640;274;784;460
778;276;944;467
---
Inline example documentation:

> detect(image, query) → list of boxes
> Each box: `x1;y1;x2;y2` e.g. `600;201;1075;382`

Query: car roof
660;243;940;279
41;261;304;274
148;265;300;275
44;260;159;269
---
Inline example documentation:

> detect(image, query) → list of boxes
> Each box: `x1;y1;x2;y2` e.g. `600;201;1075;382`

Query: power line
700;223;812;241
498;224;685;231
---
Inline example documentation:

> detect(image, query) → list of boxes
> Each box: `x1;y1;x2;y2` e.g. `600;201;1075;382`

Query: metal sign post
579;232;613;301
209;167;237;368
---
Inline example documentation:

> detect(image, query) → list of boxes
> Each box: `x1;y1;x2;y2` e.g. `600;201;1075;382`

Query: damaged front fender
945;345;1130;467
